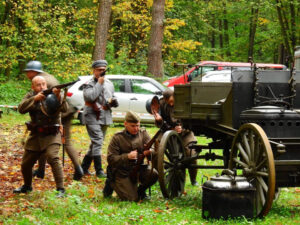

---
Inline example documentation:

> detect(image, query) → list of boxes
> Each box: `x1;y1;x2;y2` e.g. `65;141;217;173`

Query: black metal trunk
202;175;255;219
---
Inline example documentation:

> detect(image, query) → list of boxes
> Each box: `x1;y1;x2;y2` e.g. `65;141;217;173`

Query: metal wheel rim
158;130;186;199
229;123;275;217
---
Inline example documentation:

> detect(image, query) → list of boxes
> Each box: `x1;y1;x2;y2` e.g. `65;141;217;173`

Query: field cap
125;111;140;123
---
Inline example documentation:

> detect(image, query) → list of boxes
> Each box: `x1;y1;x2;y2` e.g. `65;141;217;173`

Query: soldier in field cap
81;59;118;178
105;111;158;201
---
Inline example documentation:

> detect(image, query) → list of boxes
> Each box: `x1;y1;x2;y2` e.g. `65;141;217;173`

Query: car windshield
189;66;215;80
130;79;161;94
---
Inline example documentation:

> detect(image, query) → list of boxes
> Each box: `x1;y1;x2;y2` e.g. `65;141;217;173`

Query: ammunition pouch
25;122;60;135
85;101;101;120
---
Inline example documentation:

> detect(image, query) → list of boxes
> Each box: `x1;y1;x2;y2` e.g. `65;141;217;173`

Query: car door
108;78;130;113
128;78;162;113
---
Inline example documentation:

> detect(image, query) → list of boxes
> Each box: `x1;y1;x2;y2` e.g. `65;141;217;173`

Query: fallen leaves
0;122;106;218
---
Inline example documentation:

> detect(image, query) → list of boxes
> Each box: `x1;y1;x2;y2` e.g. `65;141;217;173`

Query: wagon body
174;69;300;188
153;68;300;217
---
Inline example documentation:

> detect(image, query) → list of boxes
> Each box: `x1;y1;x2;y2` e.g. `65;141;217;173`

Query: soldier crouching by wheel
13;76;68;197
153;89;199;186
106;111;158;201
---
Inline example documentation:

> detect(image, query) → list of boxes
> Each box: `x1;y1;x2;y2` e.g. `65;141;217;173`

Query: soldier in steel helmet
154;89;199;186
13;76;67;196
81;59;118;178
106;111;158;201
24;60;84;181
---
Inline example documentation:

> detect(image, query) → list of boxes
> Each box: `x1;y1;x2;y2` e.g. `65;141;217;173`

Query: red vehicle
163;61;287;87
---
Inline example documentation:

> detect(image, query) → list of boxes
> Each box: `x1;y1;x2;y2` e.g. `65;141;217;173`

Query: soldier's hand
34;92;46;102
128;150;138;160
98;76;105;84
154;112;162;122
52;88;61;100
174;125;182;133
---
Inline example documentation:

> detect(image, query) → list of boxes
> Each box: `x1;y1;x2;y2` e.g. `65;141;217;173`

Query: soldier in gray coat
81;60;116;178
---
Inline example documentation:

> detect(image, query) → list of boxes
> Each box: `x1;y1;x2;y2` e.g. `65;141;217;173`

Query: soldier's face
166;96;174;107
93;67;106;79
26;71;39;80
124;121;140;135
32;78;47;93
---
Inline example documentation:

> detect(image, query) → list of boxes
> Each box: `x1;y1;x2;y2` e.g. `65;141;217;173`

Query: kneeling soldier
13;76;67;197
107;111;158;201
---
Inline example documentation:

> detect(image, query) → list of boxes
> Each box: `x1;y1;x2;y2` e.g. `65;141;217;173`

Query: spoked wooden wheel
158;130;186;199
229;123;275;217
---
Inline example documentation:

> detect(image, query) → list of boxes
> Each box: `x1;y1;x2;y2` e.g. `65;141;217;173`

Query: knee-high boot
81;155;93;175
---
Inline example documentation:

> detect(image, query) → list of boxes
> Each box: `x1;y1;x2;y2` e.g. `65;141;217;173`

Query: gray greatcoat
83;77;115;156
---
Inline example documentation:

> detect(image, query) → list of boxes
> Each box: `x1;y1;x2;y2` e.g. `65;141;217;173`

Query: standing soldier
107;111;158;201
81;60;117;178
13;76;67;196
153;89;199;186
24;60;84;180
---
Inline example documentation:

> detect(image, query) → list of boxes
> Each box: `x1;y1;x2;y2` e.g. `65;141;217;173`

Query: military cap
125;111;140;123
163;89;174;100
92;59;108;68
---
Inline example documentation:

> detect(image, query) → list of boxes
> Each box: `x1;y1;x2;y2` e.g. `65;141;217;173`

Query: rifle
42;79;79;96
129;122;169;183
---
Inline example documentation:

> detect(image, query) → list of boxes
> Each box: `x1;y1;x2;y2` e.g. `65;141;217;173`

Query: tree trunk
248;3;259;61
290;2;296;52
211;14;215;48
276;0;292;59
93;0;113;61
218;19;223;48
147;0;165;78
223;2;230;56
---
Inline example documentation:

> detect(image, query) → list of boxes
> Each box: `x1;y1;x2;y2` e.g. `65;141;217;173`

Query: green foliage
0;0;299;82
0;80;30;105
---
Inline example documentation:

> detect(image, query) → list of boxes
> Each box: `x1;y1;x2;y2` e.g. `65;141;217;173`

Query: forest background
0;0;299;104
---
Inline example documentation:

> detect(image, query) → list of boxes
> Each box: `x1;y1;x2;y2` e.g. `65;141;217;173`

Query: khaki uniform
156;98;198;183
37;72;81;171
107;129;158;201
19;90;68;189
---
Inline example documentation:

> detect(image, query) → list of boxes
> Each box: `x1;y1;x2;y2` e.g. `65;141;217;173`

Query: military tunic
83;77;115;156
35;72;82;172
18;90;68;189
107;129;158;201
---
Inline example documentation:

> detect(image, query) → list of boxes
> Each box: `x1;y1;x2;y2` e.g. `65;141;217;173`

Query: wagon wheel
229;123;275;217
158;130;186;199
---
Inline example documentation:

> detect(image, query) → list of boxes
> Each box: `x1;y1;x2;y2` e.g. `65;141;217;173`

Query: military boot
93;156;106;178
73;165;84;181
189;168;199;186
32;169;45;179
13;185;32;194
56;188;65;198
137;185;150;201
81;155;93;175
103;166;114;197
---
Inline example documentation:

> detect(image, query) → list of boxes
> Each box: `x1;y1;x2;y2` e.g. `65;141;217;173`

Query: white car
66;74;166;123
201;70;232;82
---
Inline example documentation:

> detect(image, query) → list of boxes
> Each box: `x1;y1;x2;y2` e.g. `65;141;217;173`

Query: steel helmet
24;61;43;73
41;93;60;116
145;95;160;115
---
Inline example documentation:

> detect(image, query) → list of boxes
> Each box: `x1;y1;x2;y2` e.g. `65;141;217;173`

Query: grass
0;112;300;225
